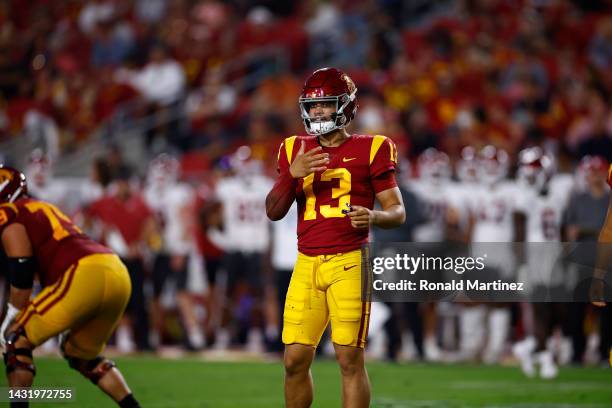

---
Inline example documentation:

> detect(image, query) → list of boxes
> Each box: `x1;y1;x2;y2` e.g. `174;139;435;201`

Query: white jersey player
213;146;273;350
459;145;515;364
143;153;203;350
447;146;481;237
469;146;518;276
25;150;70;210
214;149;273;254
410;148;453;243
144;154;195;256
512;147;574;379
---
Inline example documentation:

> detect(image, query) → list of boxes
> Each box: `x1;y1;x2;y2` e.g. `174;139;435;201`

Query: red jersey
277;134;398;255
0;198;112;287
87;194;153;246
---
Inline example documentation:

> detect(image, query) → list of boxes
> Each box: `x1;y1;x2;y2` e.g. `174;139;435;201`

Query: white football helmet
417;148;451;183
517;146;554;192
478;145;509;186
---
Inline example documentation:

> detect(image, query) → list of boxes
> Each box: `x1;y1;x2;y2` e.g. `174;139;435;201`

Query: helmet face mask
299;68;357;136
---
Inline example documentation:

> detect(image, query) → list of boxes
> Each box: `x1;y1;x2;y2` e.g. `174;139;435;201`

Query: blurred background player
409;148;454;360
268;202;298;352
457;145;516;364
195;195;225;347
512;146;573;378
0;165;141;408
144;153;204;350
214;146;273;350
24;150;62;206
86;167;155;352
374;171;426;362
563;155;610;365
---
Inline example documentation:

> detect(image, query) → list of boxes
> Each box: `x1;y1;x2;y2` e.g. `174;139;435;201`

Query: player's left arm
1;223;35;342
348;186;406;229
348;136;405;229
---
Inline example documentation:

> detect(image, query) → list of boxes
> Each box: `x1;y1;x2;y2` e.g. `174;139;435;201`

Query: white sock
483;308;510;364
459;306;486;360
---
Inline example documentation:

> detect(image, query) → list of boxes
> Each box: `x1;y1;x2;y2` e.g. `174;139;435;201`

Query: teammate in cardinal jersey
0;165;141;407
266;67;405;408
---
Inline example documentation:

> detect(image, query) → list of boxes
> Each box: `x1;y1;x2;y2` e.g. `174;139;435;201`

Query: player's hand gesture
347;205;374;229
289;141;329;178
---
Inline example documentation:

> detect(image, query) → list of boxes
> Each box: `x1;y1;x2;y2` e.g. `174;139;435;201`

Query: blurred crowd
0;0;610;169
1;0;612;376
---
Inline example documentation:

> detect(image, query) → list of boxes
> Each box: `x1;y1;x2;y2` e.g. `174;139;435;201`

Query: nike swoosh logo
344;265;357;271
342;157;357;162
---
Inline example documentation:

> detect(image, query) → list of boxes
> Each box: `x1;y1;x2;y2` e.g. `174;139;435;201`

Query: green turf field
1;357;611;407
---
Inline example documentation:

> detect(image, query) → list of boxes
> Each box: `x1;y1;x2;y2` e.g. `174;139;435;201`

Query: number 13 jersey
277;134;398;255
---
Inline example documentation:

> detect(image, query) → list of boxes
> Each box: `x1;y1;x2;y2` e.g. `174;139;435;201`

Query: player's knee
284;350;312;376
3;326;36;376
62;350;116;385
336;349;364;377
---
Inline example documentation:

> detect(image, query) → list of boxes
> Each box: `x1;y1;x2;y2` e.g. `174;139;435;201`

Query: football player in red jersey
266;68;405;408
0;165;141;408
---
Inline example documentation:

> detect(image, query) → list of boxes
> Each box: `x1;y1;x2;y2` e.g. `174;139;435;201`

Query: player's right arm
1;223;34;310
265;139;329;221
0;218;36;343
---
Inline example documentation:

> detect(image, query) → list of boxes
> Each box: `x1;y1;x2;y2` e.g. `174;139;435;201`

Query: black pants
122;257;151;350
566;302;587;364
599;303;612;362
152;254;188;297
223;252;264;344
384;302;424;361
531;302;569;351
272;268;292;351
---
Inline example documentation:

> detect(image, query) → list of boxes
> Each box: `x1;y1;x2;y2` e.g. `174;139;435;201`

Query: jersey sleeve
276;136;298;174
0;203;19;236
369;135;398;179
369;136;398;193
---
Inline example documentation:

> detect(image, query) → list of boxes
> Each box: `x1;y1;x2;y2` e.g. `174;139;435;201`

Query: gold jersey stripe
285;136;298;165
0;202;18;213
369;135;387;165
608;164;612;183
